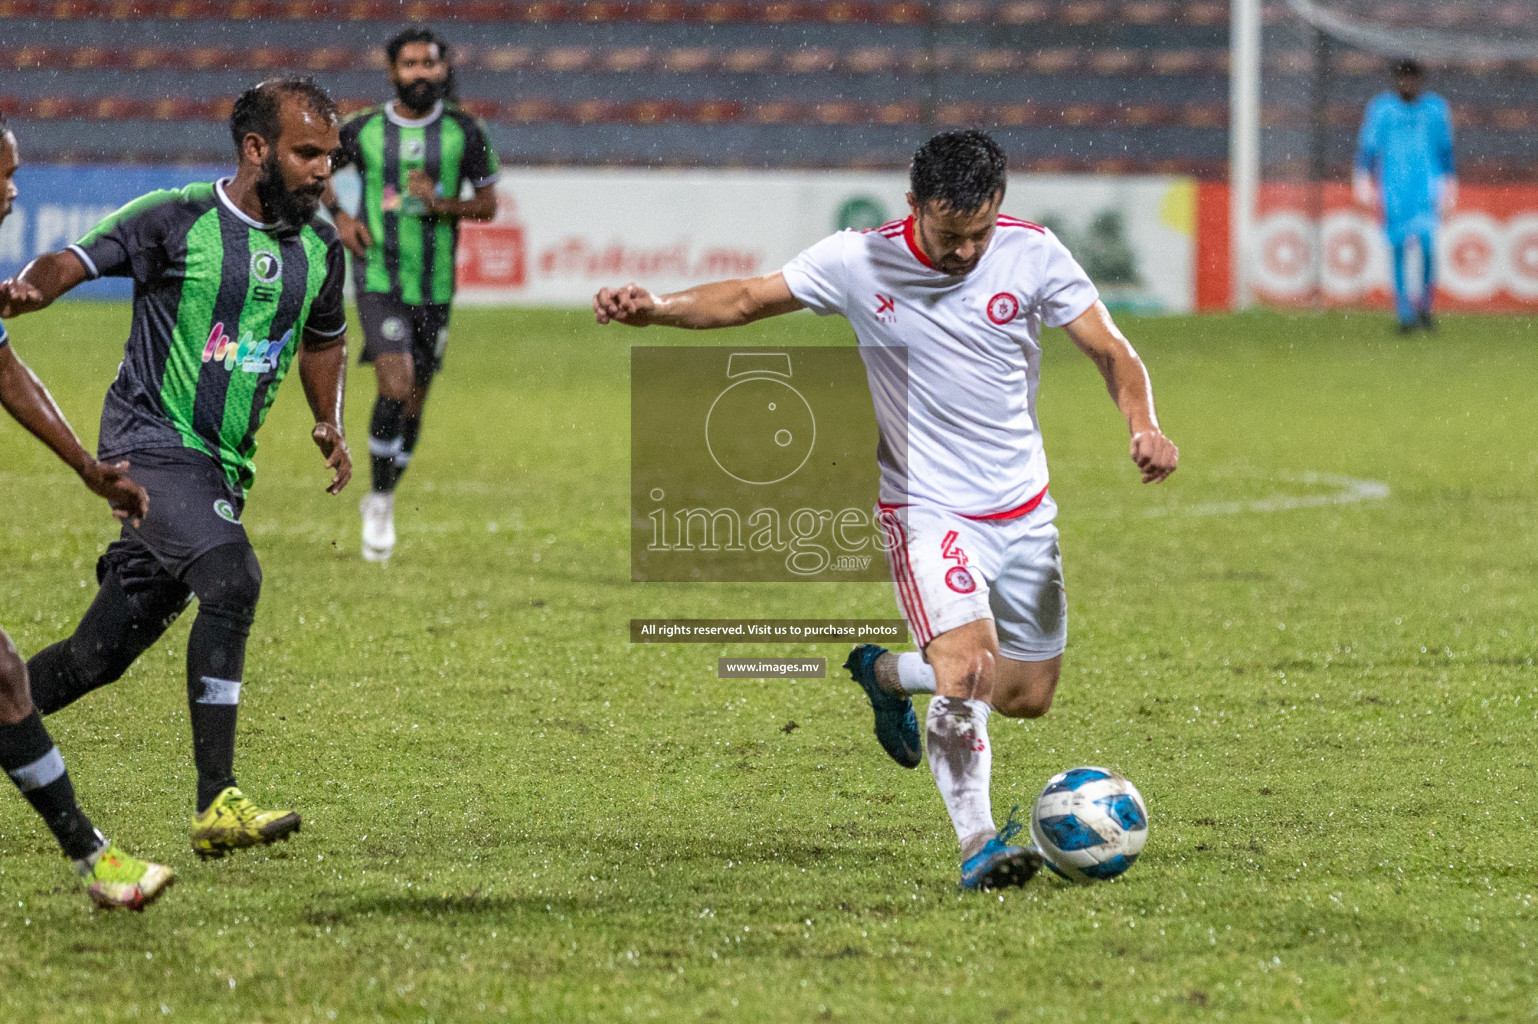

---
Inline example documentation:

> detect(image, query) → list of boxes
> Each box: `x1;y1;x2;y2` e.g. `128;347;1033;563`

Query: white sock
926;697;995;851
896;651;937;695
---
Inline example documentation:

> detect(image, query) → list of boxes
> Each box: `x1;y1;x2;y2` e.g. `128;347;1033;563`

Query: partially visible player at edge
594;131;1179;891
324;26;500;561
0;114;172;910
0;78;352;860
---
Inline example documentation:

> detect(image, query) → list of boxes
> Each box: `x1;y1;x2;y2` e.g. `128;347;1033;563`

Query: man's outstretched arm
0;250;90;317
593;272;804;330
1062;300;1179;484
0;343;147;520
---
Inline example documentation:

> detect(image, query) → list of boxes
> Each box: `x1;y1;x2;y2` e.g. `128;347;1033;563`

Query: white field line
1143;472;1390;519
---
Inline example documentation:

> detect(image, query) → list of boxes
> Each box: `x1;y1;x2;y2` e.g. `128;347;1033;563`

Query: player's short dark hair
229;77;338;153
909;130;1008;215
1393;58;1423;78
386;25;452;65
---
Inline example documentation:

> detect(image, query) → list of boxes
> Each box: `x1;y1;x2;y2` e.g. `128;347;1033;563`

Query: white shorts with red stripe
877;490;1067;661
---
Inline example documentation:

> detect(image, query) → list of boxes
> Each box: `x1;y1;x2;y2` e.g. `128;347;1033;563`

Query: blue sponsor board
0;165;227;299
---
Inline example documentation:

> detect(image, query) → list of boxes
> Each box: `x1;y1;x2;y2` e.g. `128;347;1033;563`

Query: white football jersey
782;215;1098;518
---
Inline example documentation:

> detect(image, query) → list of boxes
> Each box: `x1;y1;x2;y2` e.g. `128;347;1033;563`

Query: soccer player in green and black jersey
0;113;174;909
0;78;353;860
326;26;500;561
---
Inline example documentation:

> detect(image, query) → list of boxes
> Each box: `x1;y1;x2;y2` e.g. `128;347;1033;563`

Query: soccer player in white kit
593;131;1178;891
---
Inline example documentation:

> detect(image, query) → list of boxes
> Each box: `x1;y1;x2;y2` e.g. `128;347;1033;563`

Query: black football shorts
357;291;452;384
97;446;251;583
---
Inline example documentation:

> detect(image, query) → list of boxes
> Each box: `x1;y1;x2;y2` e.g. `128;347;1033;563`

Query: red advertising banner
457;222;527;289
1197;183;1538;312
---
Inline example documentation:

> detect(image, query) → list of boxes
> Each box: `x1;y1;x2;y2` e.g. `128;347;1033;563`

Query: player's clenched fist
0;277;44;318
80;459;149;524
593;283;657;326
1130;429;1179;484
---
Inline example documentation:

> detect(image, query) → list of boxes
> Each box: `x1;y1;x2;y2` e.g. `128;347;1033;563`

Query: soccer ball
1030;766;1149;884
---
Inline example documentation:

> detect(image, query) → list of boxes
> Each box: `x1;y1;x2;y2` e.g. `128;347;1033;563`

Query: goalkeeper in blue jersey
1353;59;1456;332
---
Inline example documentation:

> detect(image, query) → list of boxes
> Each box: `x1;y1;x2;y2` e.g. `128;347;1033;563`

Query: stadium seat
1;0;1526;176
482;46;538;71
940;2;988;24
1117;104;1177;127
721;47;775;72
846;46;898;73
991;103;1047;126
1026;49;1079;75
785;47;839;73
1491;107;1533;132
543;46;594;72
1122;1;1174;24
996;1;1051;23
1181;103;1226;128
1061;1;1110;25
968;49;1020;74
661;47;716;72
1091;49;1141;75
601;46;653;71
937;102;986;125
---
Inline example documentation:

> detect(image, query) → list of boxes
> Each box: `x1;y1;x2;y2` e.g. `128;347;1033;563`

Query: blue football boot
959;806;1043;892
844;644;922;769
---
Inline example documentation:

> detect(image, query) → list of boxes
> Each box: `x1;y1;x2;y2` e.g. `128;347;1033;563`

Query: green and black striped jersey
335;99;501;306
70;178;348;495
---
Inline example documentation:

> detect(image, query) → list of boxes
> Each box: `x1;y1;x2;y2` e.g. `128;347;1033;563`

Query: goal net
1237;0;1538;310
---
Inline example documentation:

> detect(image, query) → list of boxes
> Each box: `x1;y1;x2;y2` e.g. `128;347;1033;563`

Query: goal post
1230;0;1262;309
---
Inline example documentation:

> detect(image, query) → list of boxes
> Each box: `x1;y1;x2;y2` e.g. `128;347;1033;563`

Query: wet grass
0;304;1534;1022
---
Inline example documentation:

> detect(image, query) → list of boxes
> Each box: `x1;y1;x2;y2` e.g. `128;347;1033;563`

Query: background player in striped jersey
0;78;352;860
326;26;501;562
0;113;173;909
594;131;1178;891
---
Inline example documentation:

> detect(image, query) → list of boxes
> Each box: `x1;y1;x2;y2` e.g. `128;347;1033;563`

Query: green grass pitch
0;302;1534;1023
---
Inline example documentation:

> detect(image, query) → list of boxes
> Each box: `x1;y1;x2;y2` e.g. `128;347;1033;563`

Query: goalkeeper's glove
1438;176;1458;214
1351;169;1376;208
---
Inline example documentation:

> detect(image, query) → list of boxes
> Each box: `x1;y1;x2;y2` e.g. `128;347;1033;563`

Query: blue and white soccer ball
1030;766;1149;884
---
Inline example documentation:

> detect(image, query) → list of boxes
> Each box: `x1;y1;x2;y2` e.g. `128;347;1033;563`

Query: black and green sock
369;395;406;494
0;711;105;861
395;414;422;485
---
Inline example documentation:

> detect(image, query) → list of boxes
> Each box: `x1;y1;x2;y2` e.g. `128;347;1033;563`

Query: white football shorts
876;492;1067;661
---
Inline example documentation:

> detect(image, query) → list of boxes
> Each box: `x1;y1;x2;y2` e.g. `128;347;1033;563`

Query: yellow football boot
82;844;175;910
191;786;301;860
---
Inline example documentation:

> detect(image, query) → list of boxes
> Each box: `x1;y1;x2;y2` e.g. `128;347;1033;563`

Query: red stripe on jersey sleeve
996;216;1047;233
